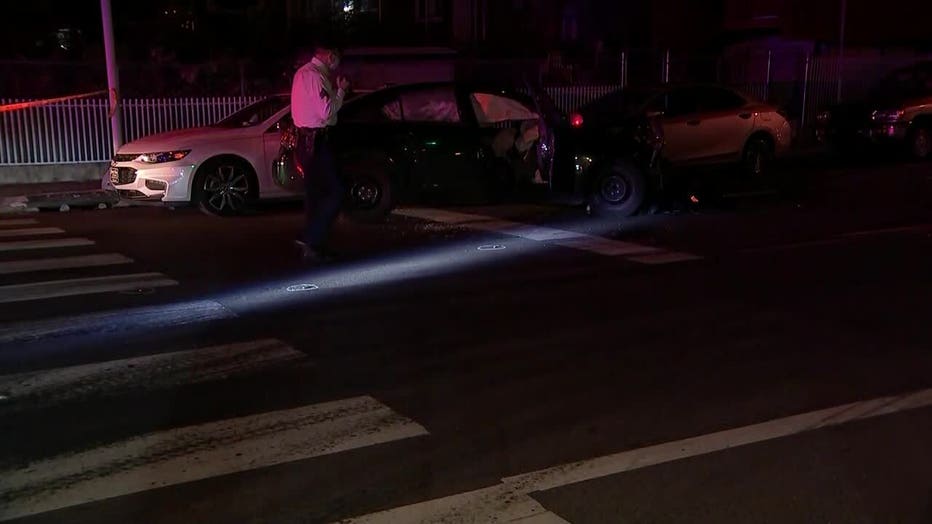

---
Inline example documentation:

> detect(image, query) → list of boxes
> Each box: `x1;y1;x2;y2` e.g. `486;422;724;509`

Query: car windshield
870;65;932;100
212;96;290;128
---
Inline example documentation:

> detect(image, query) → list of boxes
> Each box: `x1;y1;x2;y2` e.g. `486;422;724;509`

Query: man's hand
336;75;350;91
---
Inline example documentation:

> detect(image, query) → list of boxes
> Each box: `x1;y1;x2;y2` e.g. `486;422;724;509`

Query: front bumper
103;162;196;202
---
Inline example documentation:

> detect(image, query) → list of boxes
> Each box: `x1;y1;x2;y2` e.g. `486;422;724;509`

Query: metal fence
1;90;613;166
1;96;262;165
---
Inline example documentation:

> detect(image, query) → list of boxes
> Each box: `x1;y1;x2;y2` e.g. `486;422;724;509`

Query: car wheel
742;136;776;189
194;158;257;217
587;159;647;217
345;169;394;223
910;126;931;160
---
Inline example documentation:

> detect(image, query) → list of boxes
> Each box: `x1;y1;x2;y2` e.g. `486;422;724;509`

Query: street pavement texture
1;157;931;523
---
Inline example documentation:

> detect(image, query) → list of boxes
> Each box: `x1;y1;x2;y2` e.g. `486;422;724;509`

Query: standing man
291;39;350;263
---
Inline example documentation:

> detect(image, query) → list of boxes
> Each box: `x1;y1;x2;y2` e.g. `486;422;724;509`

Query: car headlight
871;109;904;123
137;150;191;164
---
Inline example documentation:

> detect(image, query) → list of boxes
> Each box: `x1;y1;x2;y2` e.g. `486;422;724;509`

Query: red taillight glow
570;113;584;128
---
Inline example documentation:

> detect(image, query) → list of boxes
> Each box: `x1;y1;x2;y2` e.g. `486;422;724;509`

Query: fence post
800;53;811;132
619;51;627;88
662;49;671;84
765;49;773;101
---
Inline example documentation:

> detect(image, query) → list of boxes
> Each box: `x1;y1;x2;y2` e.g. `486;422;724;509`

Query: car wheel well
744;131;775;153
192;155;259;200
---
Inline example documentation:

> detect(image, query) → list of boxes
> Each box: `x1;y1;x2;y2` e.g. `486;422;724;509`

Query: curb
0;190;122;214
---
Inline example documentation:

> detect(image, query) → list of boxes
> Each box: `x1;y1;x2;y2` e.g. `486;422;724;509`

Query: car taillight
570;113;584;128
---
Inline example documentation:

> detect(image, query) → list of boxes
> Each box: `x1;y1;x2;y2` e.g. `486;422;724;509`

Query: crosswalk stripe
554;236;662;256
0;227;65;238
0;396;429;521
395;207;702;262
0;272;178;304
348;387;932;523
0;300;234;346
0;339;305;412
0;219;39;227
628;251;704;265
0;253;133;275
0;238;94;252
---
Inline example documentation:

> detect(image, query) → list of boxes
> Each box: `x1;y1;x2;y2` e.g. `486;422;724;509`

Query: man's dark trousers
296;128;343;251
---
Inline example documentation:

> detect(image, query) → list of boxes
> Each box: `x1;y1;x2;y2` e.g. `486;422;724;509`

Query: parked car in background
816;61;932;160
107;82;665;218
576;84;793;182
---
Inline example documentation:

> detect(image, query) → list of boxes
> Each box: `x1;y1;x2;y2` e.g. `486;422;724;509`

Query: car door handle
686;120;701;126
738;112;752;120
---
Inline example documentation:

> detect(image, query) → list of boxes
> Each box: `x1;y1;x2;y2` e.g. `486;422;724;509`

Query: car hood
118;126;248;153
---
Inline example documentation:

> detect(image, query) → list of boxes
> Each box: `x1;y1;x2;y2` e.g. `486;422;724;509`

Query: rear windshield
580;88;660;119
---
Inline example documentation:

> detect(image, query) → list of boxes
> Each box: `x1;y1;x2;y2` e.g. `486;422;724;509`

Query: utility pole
100;0;123;152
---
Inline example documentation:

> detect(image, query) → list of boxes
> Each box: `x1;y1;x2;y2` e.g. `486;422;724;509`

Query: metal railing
1;90;614;167
1;96;262;165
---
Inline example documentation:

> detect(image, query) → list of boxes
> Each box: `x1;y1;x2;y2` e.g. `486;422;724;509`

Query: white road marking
0;272;177;304
0;227;64;238
0;238;94;252
627;251;704;265
0;300;235;345
842;224;932;237
554;237;661;256
345;387;932;523
394;207;701;263
0;219;39;227
0;396;429;521
0;253;133;275
0;339;305;411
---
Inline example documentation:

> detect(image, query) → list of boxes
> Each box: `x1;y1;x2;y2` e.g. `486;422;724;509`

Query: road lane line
0;273;177;304
0;339;305;411
0;253;133;275
0;300;235;346
395;207;702;263
345;387;932;523
0;227;64;238
0;396;429;521
0;238;94;252
0;219;39;227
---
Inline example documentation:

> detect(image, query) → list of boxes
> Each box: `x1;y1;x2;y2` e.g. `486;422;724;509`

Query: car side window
664;89;700;118
696;87;747;112
399;87;462;123
267;113;293;133
340;95;400;123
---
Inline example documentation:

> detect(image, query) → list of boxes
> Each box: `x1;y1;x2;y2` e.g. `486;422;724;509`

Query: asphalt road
1;157;931;523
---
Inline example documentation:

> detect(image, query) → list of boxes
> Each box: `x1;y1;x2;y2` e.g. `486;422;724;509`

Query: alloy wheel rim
601;175;630;205
203;165;249;213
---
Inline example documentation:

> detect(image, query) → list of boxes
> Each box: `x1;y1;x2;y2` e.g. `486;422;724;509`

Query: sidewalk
0;180;119;214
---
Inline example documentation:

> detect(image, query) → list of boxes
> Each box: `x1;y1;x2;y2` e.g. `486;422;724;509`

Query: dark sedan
275;82;664;218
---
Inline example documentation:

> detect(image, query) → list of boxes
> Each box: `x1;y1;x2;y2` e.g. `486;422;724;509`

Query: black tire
193;157;258;217
587;159;647;217
909;126;931;161
344;168;394;223
742;136;777;190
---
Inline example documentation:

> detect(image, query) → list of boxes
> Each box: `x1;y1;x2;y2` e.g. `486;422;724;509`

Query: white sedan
104;95;299;215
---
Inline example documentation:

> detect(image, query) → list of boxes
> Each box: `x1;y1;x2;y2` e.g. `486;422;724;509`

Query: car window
213;96;289;128
266;112;293;134
664;89;700;117
340;94;400;123
695;87;746;112
399;87;461;123
470;93;538;126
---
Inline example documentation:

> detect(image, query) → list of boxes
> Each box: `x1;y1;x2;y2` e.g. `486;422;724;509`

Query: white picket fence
0;96;263;165
1;89;618;166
